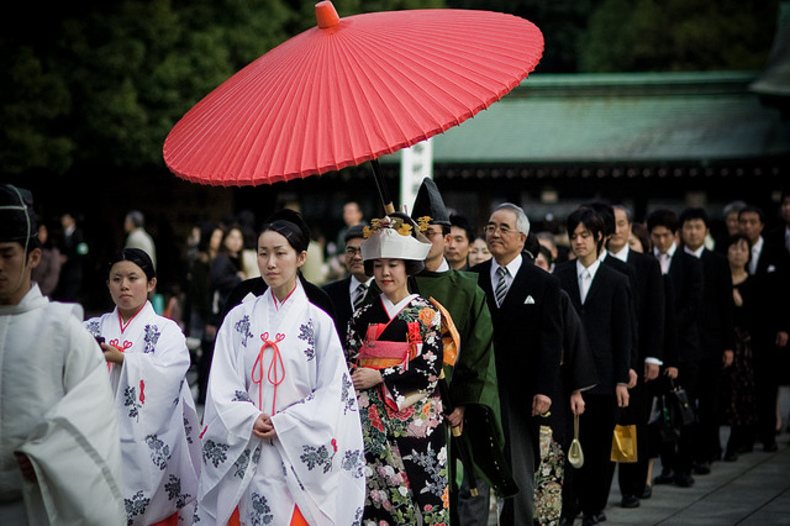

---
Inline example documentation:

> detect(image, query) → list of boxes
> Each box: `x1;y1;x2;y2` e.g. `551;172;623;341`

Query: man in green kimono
410;178;516;526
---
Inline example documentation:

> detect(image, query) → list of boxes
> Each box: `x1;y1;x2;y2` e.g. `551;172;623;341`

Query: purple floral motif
143;324;161;354
145;434;171;470
202;439;230;468
250;492;274;525
235;315;254;347
298;319;316;360
124;490;150;526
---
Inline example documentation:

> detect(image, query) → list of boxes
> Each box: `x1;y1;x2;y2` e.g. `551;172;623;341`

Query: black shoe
723;450;739;462
597;512;607;522
674;473;695;487
641;485;653;499
693;461;711;475
764;441;778;452
621;495;640;508
654;470;674;485
737;443;754;454
582;515;600;526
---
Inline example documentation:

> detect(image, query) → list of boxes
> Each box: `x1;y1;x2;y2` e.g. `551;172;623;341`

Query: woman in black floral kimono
723;234;759;460
346;213;449;525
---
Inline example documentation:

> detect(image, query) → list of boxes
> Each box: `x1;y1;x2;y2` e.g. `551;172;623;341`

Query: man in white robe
0;184;125;525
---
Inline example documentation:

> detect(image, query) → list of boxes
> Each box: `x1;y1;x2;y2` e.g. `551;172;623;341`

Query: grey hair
494;203;530;236
723;200;747;216
126;210;145;228
613;204;633;223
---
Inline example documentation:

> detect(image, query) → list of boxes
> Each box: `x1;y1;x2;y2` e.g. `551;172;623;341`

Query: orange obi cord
252;332;286;414
150;512;179;526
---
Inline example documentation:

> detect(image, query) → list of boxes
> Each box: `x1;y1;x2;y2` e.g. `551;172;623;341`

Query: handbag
610;423;638;463
648;394;679;443
668;379;696;426
568;414;584;469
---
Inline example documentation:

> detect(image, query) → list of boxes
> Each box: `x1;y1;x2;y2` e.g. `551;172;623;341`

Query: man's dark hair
647;209;680;234
567;206;605;254
449;214;475;244
738;205;766;225
585;201;615;237
679;207;709;228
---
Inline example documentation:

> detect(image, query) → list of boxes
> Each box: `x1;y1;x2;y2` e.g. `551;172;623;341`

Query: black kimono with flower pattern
346;295;449;525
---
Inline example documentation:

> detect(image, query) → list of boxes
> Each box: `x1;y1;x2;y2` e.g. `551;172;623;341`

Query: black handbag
648;394;679;443
667;379;696;426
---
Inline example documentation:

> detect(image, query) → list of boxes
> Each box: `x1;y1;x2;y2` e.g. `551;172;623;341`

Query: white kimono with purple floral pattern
85;301;201;525
195;282;365;526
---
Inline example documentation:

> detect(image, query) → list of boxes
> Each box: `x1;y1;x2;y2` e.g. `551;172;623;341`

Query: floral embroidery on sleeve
298;319;316;361
145;434;171;470
164;474;191;509
249;493;274;526
125;491;150;526
232;390;254;403
202;440;230;468
341;373;356;415
124;385;142;421
143;324;161;354
300;439;338;474
234;315;254;347
85;319;101;337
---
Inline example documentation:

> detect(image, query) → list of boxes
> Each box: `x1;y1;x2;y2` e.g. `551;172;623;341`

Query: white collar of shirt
433;258;451;273
576;258;601;282
654;241;677;259
610;245;629;262
349;275;373;295
382;293;418;319
683;245;705;259
490;253;522;283
65;225;75;236
751;236;764;255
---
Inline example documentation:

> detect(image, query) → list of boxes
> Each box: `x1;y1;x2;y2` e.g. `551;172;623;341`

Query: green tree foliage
579;0;778;72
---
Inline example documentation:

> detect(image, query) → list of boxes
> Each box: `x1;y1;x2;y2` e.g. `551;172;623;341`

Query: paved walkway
489;388;790;526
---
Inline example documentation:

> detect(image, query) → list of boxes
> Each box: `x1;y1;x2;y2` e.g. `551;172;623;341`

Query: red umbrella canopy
163;1;543;186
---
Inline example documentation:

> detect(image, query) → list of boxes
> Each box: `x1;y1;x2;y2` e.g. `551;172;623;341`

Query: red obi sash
357;321;421;370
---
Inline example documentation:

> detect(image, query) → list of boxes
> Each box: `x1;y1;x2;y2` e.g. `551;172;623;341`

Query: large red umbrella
163;1;543;209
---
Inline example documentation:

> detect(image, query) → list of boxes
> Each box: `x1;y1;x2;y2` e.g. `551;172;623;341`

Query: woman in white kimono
85;248;201;526
196;209;365;526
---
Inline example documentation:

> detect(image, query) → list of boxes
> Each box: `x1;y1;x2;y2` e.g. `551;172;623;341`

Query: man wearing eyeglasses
323;224;379;345
470;203;564;526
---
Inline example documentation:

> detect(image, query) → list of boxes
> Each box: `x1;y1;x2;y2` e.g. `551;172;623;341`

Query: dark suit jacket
470;258;563;414
555;261;632;395
322;277;379;344
661;249;703;367
602;254;638;365
696;248;736;359
625;250;666;363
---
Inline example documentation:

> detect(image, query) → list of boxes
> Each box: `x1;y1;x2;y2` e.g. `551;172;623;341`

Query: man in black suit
555;207;632;526
647;209;703;488
322;224;378;344
608;205;665;506
470;203;563;526
739;204;789;451
679;208;735;473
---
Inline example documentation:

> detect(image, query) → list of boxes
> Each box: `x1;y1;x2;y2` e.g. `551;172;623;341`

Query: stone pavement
489;388;790;526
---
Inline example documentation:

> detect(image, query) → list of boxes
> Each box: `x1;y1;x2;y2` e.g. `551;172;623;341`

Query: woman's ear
147;277;158;293
296;251;307;268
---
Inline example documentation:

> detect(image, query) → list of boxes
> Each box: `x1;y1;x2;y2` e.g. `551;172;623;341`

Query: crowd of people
2;179;789;526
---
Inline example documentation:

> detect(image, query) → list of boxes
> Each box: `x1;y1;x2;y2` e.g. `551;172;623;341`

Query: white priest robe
0;284;125;526
85;301;201;525
196;282;365;526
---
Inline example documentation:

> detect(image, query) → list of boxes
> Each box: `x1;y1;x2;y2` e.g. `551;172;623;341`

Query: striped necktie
353;283;368;311
495;267;509;307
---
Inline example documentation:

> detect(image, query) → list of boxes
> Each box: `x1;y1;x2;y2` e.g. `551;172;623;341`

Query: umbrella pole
370;160;395;215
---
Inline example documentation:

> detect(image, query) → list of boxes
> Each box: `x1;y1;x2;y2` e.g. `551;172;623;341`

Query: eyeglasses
345;247;362;257
485;223;515;236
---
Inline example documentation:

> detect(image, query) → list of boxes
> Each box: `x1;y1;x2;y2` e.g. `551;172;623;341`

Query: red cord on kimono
253;332;286;414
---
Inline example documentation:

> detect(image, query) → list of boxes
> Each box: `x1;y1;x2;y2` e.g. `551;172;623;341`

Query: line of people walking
3;180;788;526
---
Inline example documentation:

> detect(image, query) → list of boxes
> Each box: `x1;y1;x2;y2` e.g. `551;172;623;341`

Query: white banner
400;138;433;213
